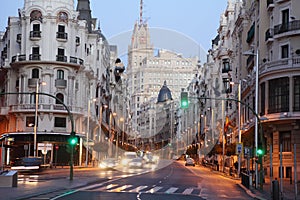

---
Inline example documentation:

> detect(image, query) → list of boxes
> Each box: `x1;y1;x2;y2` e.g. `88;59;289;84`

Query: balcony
56;32;68;41
70;56;84;65
265;28;274;43
16;34;21;43
29;31;41;40
9;103;82;115
55;79;67;88
28;78;39;87
259;56;300;75
56;55;67;62
274;20;300;38
267;0;274;11
11;54;26;63
29;54;41;61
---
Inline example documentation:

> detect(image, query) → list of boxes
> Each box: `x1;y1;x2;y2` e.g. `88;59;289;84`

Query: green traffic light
180;92;189;108
257;149;264;155
69;137;78;145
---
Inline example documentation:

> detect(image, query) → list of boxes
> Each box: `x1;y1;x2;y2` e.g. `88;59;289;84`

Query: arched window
56;93;64;104
32;68;39;78
57;70;64;80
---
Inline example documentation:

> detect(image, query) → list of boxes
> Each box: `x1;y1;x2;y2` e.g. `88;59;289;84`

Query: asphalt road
53;161;252;200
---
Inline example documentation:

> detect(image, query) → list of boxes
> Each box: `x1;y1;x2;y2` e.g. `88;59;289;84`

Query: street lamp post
33;80;46;157
120;117;124;146
243;49;259;188
86;98;96;166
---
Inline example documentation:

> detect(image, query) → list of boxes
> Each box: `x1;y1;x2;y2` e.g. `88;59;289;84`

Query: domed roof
157;81;173;103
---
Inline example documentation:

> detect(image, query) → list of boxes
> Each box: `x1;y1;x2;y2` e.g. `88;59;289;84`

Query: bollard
272;179;279;200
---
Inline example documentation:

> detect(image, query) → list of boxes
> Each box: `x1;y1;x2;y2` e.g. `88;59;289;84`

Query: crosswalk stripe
145;186;163;193
109;185;133;192
99;184;118;191
128;185;148;192
182;188;194;194
165;187;178;194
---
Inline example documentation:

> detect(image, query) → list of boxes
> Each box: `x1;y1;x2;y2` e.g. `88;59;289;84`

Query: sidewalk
206;165;299;200
246;177;300;200
0;166;103;200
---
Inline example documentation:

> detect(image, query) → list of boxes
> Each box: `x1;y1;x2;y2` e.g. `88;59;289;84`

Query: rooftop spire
76;0;92;32
139;0;143;25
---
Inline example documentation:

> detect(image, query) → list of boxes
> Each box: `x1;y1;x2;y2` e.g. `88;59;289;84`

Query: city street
3;160;253;200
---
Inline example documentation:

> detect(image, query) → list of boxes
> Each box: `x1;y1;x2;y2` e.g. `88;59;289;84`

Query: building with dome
134;81;177;152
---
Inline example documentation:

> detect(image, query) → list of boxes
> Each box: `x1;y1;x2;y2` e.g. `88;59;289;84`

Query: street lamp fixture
33;80;46;157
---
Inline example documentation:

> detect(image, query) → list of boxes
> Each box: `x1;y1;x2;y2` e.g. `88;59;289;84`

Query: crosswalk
90;183;201;196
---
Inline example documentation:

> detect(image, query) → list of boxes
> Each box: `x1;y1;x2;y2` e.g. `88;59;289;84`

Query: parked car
185;158;195;167
11;157;43;171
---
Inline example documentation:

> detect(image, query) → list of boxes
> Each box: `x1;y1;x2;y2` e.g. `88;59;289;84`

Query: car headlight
121;159;128;165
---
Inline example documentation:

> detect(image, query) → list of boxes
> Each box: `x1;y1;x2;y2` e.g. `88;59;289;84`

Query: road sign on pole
236;143;243;155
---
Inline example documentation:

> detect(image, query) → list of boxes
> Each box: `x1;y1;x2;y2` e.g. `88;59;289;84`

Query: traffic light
180;92;188;109
256;148;264;156
68;132;78;146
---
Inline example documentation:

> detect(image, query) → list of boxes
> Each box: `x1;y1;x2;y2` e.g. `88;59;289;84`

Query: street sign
38;143;52;151
236;143;243;155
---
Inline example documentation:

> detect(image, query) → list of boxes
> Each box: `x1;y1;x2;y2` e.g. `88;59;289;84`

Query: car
121;152;137;166
11;157;43;171
185;158;195;167
128;157;144;168
99;158;119;169
172;155;179;160
144;152;159;164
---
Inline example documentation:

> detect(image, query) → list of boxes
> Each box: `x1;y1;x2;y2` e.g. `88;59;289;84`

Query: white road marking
165;187;178;193
182;188;193;194
109;184;133;192
145;186;163;193
128;185;148;192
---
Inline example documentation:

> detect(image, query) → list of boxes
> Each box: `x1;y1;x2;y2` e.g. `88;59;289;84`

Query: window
26;116;36;127
30;47;40;60
56;93;64;104
281;44;289;59
57;70;64;80
30;24;41;38
58;25;65;33
280;131;291;152
57;48;66;62
32;68;39;78
58;48;64;56
222;59;231;73
282;9;289;25
268;77;289;113
54;117;66;128
294;76;300;111
33;24;40;32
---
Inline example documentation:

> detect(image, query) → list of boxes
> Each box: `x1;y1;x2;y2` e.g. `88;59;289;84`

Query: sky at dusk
0;0;228;59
